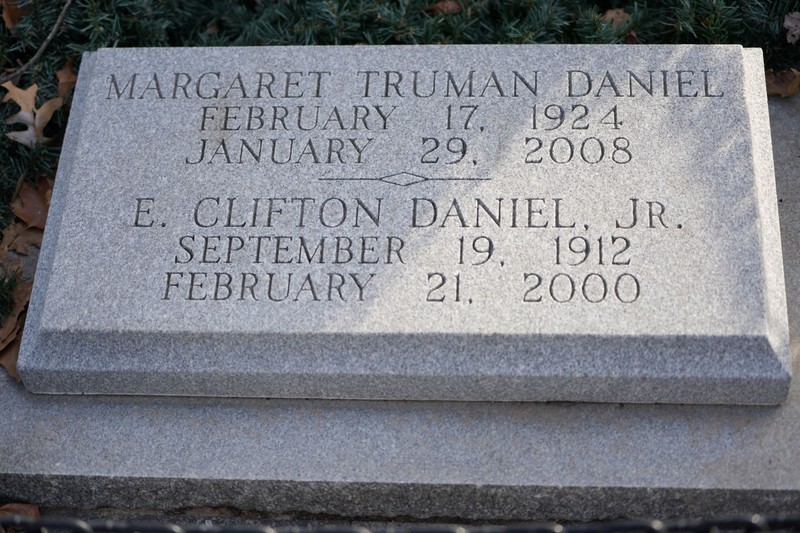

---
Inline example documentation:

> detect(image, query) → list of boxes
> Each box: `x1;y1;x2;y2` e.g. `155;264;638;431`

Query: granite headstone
18;44;789;404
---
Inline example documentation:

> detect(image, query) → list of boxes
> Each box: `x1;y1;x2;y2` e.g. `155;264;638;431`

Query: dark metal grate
2;516;800;533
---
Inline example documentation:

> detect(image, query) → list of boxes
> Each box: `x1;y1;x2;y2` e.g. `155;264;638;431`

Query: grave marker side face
19;45;790;404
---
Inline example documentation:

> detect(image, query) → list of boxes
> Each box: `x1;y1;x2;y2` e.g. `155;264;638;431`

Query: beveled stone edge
18;51;99;387
19;330;790;404
742;47;792;379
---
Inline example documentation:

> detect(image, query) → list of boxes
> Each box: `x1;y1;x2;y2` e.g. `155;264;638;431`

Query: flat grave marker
18;44;789;404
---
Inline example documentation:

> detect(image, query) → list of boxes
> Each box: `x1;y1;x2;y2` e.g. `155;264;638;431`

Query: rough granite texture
1;56;800;521
17;45;790;404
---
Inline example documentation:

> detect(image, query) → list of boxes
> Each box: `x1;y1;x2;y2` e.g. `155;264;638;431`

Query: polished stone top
18;45;789;404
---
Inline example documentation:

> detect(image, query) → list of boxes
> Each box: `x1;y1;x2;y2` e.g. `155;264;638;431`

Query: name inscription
133;194;674;305
108;68;722;167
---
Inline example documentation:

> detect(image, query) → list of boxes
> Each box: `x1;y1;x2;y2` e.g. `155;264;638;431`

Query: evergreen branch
0;0;75;86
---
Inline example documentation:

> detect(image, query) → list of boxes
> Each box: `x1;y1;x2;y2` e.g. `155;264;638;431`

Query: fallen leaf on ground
11;175;53;229
0;175;49;382
7;225;43;254
2;81;63;148
766;68;800;97
0;240;23;276
0;221;42;276
1;81;36;116
56;57;77;96
623;30;638;44
603;8;630;30
602;8;636;42
427;0;461;15
0;317;20;353
0;277;31;346
0;327;22;381
786;12;800;44
205;20;219;35
0;279;30;382
1;0;29;31
1;221;30;257
0;502;41;519
0;173;50;382
0;222;25;279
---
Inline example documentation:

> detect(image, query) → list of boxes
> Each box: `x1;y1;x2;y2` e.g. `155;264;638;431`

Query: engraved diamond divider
379;172;429;186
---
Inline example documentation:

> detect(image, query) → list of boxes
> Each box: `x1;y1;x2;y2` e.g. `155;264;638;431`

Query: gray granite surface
2;46;800;521
16;45;790;404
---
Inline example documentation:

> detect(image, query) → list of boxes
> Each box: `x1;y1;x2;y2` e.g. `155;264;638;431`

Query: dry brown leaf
0;176;50;285
0;275;32;382
11;175;52;229
2;81;36;115
43;176;53;204
56;57;77;97
2;81;63;148
205;20;219;35
0;333;21;381
0;299;28;383
8;226;43;254
0;502;41;519
603;8;631;30
427;0;461;15
1;0;29;31
0;318;20;353
0;277;31;346
0;222;25;275
786;12;800;44
0;254;22;278
1;221;29;253
4;122;37;147
0;220;42;265
766;68;800;97
33;95;62;129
